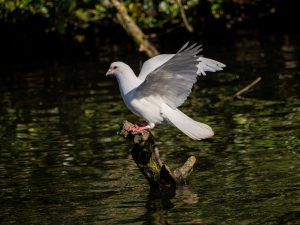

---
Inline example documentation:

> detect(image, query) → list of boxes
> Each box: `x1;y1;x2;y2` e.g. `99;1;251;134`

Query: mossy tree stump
118;120;196;192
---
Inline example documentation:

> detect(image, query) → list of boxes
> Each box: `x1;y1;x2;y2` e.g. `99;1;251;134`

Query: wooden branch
232;76;261;99
224;76;262;100
173;156;196;183
118;121;196;191
176;0;194;33
109;0;159;57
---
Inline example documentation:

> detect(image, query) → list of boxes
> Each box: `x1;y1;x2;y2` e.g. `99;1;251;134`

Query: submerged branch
118;121;196;191
233;76;262;99
225;76;262;100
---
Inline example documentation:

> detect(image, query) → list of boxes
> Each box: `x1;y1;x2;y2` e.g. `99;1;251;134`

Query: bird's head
106;61;129;77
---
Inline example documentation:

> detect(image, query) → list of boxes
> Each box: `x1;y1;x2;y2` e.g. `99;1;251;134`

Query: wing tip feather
178;42;203;56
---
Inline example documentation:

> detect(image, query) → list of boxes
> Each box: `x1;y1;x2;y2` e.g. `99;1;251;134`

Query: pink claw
128;122;150;133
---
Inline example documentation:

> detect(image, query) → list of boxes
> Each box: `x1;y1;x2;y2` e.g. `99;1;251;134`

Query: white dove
106;43;225;140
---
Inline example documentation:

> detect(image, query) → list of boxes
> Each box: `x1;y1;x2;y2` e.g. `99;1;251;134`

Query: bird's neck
116;70;141;97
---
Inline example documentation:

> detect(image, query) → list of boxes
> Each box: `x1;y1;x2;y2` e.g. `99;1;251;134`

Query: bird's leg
128;121;151;133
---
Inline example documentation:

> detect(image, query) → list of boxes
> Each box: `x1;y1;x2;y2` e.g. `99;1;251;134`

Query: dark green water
1;34;300;224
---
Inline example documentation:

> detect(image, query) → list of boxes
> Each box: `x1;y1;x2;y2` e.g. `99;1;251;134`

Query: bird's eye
113;66;118;69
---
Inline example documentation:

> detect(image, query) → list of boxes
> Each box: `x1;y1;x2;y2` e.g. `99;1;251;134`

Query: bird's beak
106;69;112;76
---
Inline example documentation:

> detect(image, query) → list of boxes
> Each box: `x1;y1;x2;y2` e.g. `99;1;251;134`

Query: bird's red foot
128;122;150;133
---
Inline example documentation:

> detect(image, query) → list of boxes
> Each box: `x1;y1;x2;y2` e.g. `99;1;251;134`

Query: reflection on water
0;34;300;224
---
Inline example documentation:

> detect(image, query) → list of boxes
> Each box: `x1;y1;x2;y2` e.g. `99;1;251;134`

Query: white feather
161;103;214;140
196;57;226;76
138;54;174;81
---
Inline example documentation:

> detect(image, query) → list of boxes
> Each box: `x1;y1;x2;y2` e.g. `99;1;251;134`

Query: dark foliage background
0;0;299;65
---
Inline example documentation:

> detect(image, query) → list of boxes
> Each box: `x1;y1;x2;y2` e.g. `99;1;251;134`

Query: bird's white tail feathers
161;103;214;140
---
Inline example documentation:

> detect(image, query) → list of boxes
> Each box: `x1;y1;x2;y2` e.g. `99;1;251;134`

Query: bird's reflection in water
142;185;199;225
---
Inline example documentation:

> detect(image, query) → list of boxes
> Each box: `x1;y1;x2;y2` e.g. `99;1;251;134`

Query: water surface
0;34;300;224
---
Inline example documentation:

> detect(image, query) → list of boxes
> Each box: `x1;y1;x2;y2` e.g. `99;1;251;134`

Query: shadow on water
0;33;300;224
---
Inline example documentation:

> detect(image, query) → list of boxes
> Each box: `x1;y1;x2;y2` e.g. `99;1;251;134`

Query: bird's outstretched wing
138;54;174;81
134;43;225;109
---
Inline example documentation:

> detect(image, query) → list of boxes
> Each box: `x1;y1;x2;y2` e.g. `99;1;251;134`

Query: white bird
106;43;225;140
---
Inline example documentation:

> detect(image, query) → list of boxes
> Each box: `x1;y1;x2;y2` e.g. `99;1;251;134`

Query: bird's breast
124;93;164;124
